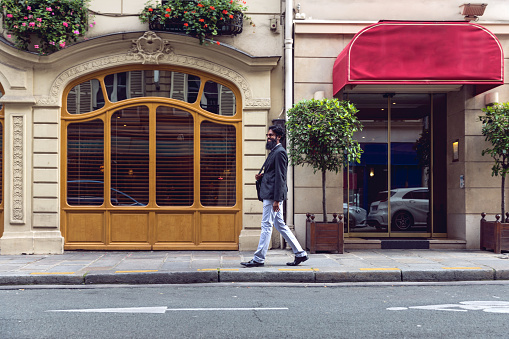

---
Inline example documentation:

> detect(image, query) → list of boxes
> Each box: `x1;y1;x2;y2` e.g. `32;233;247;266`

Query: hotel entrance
343;93;447;237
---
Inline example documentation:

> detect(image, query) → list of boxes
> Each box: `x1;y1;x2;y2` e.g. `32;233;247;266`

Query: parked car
343;203;367;230
366;187;429;231
67;180;144;206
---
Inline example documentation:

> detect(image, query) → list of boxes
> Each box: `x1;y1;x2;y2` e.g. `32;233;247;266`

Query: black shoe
286;255;309;266
241;259;264;267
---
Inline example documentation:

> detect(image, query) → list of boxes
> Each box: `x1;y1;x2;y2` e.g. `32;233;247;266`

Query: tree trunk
502;175;506;219
322;169;327;222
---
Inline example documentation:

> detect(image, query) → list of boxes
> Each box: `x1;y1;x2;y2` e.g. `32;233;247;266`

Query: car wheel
392;211;413;231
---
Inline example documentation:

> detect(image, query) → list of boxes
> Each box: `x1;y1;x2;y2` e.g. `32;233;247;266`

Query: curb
0;268;506;286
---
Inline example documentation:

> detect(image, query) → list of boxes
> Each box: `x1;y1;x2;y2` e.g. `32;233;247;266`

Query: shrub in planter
479;102;509;217
139;0;250;45
0;0;94;55
286;98;363;222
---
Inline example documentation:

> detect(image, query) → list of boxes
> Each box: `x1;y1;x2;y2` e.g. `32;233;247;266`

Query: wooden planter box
305;213;344;254
480;213;509;254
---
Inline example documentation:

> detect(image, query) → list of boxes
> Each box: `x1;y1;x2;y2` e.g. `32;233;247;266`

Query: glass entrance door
343;93;446;237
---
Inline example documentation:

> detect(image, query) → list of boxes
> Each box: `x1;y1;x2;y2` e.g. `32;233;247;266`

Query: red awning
333;21;504;95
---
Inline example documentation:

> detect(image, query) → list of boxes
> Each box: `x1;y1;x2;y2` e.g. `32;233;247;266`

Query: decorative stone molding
11;115;24;224
38;32;270;109
128;31;174;65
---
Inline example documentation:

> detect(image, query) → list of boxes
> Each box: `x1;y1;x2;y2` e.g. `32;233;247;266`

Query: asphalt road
2;282;509;338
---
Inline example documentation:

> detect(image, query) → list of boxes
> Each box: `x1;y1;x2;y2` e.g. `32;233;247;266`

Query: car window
402;189;429;200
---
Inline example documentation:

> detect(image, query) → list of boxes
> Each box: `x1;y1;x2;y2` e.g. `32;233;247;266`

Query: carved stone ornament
128;31;174;64
39;37;270;109
12;116;24;223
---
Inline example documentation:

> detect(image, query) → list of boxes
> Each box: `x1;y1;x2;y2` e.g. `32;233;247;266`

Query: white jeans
253;199;307;263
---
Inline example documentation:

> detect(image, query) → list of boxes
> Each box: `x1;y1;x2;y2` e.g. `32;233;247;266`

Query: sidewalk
1;249;509;286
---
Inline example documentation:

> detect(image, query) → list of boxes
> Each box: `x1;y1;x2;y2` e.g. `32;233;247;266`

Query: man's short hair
268;125;285;140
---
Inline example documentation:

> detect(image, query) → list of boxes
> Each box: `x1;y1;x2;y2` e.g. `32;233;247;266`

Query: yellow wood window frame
60;66;242;250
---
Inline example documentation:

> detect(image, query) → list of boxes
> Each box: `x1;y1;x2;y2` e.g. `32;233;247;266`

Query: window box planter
140;1;249;44
149;12;243;36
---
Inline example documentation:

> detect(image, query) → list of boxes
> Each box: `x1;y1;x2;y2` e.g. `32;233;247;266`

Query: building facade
0;0;508;254
292;0;509;249
0;0;284;254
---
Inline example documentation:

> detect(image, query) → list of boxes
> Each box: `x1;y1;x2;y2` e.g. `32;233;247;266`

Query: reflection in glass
200;121;236;206
344;93;432;234
105;70;201;103
111;106;149;206
200;81;236;116
156;106;194;206
344;93;389;233
67;79;104;114
390;94;430;232
67;119;104;206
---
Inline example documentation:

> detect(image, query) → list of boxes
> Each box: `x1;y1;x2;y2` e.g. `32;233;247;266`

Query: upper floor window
66;69;237;117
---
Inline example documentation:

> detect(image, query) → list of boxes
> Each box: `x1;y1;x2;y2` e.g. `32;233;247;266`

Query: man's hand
273;201;280;212
255;173;263;181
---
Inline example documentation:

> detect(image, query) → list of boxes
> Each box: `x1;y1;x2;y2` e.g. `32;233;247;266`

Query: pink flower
89;23;93;27
24;16;28;19
27;6;31;10
73;30;79;34
34;45;39;49
46;7;52;11
59;42;66;48
6;34;11;38
29;15;33;18
63;22;68;27
6;14;12;18
29;22;35;27
49;41;55;45
37;18;42;22
22;22;26;26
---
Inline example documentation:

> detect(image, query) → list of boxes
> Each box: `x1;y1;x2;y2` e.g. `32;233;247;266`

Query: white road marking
47;307;289;314
387;301;509;313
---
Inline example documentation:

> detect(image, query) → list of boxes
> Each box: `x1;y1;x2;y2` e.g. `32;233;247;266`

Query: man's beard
266;139;277;150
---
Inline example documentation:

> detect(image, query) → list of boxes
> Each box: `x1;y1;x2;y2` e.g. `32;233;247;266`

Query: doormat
381;240;430;249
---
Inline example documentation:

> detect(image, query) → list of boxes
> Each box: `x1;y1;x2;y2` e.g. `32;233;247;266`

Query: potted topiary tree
479;102;509;253
286;98;363;253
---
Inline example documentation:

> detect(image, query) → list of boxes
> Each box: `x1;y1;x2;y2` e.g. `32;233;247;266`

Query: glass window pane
156;106;194;206
200;121;236;206
105;71;200;104
67;79;104;114
111;106;149;206
200;81;236;116
343;93;388;234
67;119;104;206
390;94;431;233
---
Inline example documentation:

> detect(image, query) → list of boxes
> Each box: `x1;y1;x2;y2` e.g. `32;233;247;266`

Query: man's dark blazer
259;144;288;202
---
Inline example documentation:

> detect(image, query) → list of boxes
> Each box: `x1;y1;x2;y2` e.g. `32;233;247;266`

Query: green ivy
286;98;363;221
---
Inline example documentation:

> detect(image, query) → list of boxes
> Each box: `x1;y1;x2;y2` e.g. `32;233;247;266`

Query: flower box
140;0;249;44
149;12;243;36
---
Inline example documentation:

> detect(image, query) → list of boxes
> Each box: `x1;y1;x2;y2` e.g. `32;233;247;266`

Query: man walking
241;125;308;267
